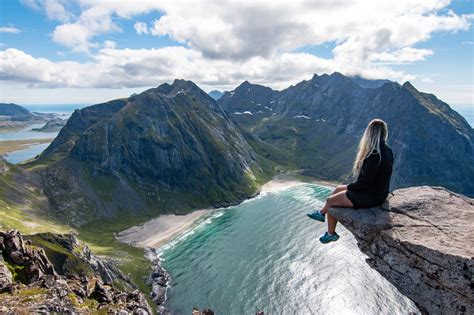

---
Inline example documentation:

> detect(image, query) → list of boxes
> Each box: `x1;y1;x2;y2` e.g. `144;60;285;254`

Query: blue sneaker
307;211;325;222
319;232;340;244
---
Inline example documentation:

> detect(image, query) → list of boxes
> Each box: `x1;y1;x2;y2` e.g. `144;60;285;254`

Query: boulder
329;186;474;314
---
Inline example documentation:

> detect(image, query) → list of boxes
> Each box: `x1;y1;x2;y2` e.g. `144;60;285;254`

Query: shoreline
0;138;54;156
116;209;211;249
116;175;337;250
115;175;338;309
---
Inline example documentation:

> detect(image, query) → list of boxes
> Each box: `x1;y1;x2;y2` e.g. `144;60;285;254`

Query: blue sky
0;0;473;106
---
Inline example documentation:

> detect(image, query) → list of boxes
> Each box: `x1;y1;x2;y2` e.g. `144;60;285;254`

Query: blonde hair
352;119;388;176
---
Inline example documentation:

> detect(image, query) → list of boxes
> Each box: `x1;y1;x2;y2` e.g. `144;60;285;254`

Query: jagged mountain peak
234;80;271;93
149;79;205;98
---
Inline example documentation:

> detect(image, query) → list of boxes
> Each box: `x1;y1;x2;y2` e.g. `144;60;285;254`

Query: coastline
0;138;54;156
116;209;211;249
116;176;337;250
115;175;338;310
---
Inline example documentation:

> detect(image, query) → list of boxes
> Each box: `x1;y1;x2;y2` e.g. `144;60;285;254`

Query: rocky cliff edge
329;186;474;314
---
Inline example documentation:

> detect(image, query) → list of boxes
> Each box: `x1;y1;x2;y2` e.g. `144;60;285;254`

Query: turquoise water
156;184;419;314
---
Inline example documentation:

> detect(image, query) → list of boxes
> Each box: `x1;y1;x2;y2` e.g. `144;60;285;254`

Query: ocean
0;105;86;164
153;184;419;314
452;104;473;127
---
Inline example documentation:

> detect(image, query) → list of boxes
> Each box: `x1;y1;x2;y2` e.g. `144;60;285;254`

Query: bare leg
327;212;338;234
320;190;353;234
320;190;352;214
331;185;347;196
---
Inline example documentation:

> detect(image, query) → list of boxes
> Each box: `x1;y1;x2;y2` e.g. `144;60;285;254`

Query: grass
17;287;49;296
77;216;156;312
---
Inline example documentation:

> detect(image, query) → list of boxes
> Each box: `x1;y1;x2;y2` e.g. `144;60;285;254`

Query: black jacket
347;140;393;197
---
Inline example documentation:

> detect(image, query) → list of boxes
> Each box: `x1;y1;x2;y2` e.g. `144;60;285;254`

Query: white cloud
134;21;148;35
370;47;434;64
0;27;22;34
52;23;97;53
0;47;413;91
462;41;474;45
31;1;471;61
6;0;474;104
103;40;117;49
44;0;71;22
21;0;72;22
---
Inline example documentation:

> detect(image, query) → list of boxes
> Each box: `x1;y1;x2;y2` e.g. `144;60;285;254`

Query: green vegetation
17;287;49;296
77;217;155;311
4;259;26;283
67;293;99;310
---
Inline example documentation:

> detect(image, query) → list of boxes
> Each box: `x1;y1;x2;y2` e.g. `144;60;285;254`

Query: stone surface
0;255;12;290
329;186;474;314
0;230;152;314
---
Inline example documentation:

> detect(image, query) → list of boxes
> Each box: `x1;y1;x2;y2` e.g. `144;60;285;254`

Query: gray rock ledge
329;186;474;314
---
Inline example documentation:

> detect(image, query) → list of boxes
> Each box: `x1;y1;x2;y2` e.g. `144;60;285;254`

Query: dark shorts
345;190;387;209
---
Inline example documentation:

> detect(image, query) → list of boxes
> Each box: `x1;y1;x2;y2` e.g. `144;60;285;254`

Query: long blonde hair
352;119;388;176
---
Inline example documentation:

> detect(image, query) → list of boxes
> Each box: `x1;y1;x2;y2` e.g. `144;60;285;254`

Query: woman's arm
347;153;380;192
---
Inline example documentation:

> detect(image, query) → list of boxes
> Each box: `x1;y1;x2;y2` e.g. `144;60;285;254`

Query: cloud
462;41;474;45
21;0;72;22
134;21;148;35
29;1;472;61
51;23;97;53
6;0;474;94
0;27;22;34
103;40;117;49
0;47;413;91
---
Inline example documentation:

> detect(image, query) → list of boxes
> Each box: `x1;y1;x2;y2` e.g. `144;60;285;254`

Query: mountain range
218;72;474;196
1;72;473;313
3;72;472;227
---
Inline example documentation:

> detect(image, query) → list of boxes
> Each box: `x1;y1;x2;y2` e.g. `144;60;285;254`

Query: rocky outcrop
29;232;134;288
145;249;170;309
329;186;474;314
0;230;152;314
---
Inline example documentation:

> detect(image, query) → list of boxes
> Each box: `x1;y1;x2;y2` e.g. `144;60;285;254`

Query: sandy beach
117;177;337;249
116;209;211;248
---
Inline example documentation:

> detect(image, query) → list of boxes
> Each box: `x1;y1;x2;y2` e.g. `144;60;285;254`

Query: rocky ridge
0;230;152;314
329;186;474;314
218;72;474;196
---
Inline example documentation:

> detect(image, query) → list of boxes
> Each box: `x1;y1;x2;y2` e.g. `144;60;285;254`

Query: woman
307;118;393;244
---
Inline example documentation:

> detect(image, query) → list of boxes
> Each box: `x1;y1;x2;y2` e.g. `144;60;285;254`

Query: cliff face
329;186;474;314
218;73;474;196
